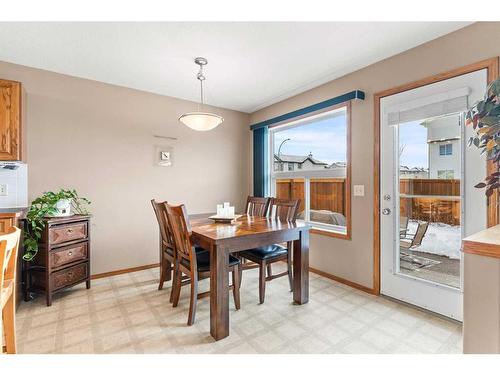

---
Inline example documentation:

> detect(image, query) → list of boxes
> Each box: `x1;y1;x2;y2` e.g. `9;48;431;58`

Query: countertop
462;224;500;259
0;207;27;218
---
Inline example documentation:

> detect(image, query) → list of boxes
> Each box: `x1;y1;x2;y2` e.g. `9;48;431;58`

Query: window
437;170;454;179
269;104;351;238
439;143;453;156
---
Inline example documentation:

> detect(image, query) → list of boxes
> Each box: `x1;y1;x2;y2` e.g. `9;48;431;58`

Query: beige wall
0;61;250;274
250;22;500;289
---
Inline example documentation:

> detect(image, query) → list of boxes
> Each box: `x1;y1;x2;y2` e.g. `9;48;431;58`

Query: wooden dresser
26;215;91;306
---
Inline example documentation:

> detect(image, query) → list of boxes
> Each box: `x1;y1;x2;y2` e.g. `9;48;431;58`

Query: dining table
189;213;310;341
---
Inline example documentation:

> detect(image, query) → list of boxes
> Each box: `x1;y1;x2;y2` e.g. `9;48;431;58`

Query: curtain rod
250;90;365;131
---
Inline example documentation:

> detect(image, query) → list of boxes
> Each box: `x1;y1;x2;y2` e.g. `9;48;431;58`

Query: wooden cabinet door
0;79;21;161
0;217;14;233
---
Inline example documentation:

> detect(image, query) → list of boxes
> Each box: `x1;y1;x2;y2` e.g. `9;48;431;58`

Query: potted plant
466;77;500;197
23;189;90;261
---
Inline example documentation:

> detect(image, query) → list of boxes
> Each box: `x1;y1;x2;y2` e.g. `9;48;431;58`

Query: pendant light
179;57;224;131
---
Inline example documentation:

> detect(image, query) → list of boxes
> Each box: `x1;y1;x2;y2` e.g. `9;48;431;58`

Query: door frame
373;57;499;295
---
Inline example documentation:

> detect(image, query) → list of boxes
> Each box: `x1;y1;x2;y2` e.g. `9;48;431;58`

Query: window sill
310;228;351;240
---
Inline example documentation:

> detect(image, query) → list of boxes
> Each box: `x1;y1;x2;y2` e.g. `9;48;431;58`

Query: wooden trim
374;58;499;98
463;241;500;259
310;228;350;240
309;267;375;295
373;57;500;296
91;263;159;280
486;59;500;228
373;91;381;295
462;224;500;259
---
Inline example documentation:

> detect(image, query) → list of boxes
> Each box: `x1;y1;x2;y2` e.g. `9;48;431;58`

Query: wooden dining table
189;214;310;341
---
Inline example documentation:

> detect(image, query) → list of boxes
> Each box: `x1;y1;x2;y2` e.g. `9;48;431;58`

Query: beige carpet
15;264;462;354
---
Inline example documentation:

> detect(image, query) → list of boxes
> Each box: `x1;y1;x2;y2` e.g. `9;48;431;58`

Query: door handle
382;208;391;215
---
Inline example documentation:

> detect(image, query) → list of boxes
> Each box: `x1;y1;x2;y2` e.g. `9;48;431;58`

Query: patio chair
400;221;429;251
400;216;409;238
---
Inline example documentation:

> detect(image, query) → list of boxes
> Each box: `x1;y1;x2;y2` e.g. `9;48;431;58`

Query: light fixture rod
195;57;208;107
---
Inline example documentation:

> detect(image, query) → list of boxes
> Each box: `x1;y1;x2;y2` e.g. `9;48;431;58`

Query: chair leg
158;257;166;290
172;268;182;307
232;265;241;310
287;245;293;292
259;261;266;304
267;264;272;277
187;271;198;326
3;293;17;354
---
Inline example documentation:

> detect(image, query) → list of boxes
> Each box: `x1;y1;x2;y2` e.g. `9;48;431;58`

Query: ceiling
0;22;472;113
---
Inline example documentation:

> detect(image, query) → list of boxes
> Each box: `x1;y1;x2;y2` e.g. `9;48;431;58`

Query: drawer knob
68;251;73;256
67;228;73;233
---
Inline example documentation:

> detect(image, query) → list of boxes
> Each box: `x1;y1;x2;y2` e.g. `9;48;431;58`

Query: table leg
293;229;309;304
210;243;229;340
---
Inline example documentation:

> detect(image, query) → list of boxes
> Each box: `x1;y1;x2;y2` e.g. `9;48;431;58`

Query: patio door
379;69;488;321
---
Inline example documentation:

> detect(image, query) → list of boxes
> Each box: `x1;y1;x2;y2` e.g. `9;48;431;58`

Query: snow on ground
406;220;461;259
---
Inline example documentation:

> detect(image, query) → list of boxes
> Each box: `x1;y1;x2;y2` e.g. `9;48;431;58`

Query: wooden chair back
151;199;175;250
245;196;271;217
412;222;429;247
165;204;195;264
1;227;21;304
268;198;300;222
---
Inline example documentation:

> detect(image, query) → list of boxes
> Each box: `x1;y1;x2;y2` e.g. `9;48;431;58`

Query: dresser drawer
52;262;88;290
50;242;88;269
49;221;88;245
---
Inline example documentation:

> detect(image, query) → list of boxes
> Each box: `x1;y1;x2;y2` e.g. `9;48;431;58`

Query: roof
400;165;428;172
274;153;328;165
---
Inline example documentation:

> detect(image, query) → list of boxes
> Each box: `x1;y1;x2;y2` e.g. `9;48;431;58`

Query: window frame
268;102;351;240
439;143;453;156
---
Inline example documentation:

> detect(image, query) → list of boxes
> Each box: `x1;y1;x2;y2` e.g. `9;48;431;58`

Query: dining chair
1;226;21;354
166;203;241;326
151;200;208;301
245;196;271;217
239;198;300;304
151;199;175;292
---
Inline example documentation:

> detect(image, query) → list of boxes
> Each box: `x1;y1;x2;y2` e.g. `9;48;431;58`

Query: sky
273;113;347;164
273;115;430;168
399;120;429;168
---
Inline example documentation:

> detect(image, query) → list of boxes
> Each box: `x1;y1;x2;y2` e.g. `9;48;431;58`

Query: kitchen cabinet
0;79;22;161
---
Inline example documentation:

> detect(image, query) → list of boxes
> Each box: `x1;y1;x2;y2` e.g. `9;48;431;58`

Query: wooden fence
275;179;345;215
275;178;460;225
400;178;460;225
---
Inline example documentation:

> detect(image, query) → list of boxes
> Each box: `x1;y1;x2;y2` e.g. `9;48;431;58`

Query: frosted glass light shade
179;112;224;131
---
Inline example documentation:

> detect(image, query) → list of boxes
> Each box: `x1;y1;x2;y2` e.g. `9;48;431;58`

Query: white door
380;69;488;321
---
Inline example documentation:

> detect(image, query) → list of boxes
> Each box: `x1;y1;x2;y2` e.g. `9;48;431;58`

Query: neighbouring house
274;153;328;172
400;165;429;179
421;114;461;179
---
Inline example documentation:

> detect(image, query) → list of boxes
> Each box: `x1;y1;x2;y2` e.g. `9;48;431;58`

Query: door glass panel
398;114;461;288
